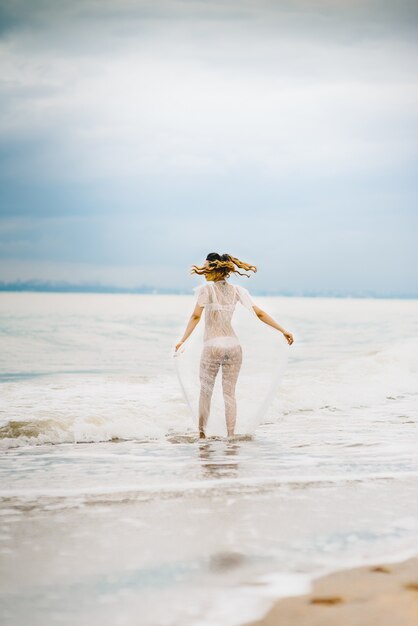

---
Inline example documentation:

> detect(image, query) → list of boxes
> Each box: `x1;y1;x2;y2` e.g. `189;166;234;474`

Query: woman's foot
199;430;206;439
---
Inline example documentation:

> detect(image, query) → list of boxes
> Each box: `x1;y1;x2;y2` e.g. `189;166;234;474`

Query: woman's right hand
282;330;294;345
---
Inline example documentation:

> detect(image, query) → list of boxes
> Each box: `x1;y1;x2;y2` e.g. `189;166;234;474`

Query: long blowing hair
191;253;257;281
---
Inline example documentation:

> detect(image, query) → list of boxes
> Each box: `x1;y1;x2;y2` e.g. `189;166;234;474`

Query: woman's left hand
175;340;184;352
283;331;294;345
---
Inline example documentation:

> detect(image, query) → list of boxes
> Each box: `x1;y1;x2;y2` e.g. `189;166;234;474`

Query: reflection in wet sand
197;440;240;479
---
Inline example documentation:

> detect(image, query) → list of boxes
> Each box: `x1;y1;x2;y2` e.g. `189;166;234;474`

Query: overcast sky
0;0;417;294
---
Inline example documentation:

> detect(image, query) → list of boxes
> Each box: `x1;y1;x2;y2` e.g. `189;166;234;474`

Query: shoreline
245;555;418;626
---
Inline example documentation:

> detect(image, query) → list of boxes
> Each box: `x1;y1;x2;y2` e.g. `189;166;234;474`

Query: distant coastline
0;280;416;299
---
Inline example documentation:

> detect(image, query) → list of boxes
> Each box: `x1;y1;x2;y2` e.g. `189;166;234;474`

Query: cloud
0;0;417;292
1;29;417;187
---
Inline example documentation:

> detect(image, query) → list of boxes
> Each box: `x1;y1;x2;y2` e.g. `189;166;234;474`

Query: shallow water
0;292;417;625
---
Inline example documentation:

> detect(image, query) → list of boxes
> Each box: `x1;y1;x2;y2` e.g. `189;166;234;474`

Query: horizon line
0;280;417;300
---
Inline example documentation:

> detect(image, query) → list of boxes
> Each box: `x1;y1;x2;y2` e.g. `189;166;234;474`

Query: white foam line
197;546;418;626
1;470;418;499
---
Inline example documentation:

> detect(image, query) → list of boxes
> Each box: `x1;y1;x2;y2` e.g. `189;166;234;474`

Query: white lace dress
193;279;256;434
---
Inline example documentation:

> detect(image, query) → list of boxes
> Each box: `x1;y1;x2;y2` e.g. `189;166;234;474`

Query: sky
0;0;417;295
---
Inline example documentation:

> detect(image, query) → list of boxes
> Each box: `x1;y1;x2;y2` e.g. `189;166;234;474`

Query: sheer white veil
174;279;289;437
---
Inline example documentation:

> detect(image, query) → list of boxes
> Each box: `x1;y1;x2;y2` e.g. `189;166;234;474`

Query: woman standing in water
175;253;294;438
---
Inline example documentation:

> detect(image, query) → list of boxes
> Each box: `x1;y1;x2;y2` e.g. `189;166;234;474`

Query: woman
175;253;294;438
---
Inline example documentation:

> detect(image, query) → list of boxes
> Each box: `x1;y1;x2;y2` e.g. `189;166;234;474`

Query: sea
0;291;417;626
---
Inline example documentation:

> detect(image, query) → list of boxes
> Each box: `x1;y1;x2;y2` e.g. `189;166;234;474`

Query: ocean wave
0;335;417;448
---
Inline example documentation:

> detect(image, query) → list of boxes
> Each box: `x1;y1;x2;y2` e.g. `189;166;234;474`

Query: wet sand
247;557;418;626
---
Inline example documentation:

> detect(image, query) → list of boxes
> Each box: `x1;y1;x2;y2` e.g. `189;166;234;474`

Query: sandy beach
247;556;418;626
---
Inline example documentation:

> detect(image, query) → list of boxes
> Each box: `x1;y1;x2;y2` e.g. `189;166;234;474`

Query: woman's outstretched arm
252;305;294;345
174;303;204;351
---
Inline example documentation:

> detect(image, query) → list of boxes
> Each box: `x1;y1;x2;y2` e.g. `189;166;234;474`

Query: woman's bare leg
221;345;243;437
199;346;221;437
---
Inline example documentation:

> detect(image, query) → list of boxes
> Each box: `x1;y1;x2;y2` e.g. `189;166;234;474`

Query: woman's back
194;280;254;344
